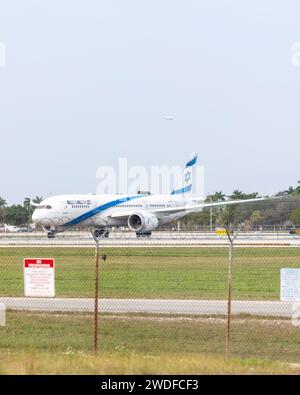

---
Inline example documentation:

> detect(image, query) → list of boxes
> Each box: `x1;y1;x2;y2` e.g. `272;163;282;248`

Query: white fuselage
32;193;204;231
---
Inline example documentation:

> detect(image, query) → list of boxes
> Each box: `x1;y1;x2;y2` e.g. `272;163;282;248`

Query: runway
0;230;299;247
0;297;295;317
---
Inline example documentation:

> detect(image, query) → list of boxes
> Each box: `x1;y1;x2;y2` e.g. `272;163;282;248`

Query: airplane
31;154;266;239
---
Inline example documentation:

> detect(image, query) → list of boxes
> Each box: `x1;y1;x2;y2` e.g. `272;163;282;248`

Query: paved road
0;297;295;317
0;231;299;247
0;240;297;247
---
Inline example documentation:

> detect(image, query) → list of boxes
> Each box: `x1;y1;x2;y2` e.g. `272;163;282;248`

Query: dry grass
2;312;300;364
0;349;299;375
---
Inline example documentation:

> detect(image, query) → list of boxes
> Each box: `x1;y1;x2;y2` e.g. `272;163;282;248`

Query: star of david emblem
185;171;191;183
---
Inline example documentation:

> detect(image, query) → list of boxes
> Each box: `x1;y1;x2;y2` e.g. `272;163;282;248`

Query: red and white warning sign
24;258;55;297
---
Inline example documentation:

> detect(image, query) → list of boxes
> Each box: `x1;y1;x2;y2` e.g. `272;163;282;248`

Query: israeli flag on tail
171;153;198;196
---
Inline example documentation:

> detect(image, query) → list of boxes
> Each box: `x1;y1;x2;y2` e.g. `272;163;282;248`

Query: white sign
280;268;300;301
24;258;55;297
0;42;5;67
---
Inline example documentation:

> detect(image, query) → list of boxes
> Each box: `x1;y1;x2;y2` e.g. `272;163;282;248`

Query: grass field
1;246;300;373
0;247;300;299
2;350;300;374
1;311;300;372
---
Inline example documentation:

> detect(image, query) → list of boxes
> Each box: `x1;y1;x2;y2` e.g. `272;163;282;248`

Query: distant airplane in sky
163;115;175;120
32;154;265;238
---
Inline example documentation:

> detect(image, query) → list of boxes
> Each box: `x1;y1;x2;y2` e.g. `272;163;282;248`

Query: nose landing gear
43;226;57;239
47;230;55;239
93;229;109;239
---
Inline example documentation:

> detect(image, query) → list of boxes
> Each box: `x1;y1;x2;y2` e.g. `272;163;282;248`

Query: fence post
90;230;107;354
225;227;239;358
226;231;233;358
94;240;100;354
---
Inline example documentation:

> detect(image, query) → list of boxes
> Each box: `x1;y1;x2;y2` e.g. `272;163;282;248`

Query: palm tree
23;197;31;211
229;190;244;200
32;196;43;204
0;197;7;208
206;191;226;203
215;191;226;202
244;192;259;199
214;191;226;201
284;186;295;195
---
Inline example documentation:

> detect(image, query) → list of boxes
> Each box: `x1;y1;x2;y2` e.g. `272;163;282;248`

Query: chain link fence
1;203;300;363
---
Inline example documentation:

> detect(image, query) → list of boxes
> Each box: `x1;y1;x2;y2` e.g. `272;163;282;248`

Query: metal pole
91;229;108;354
226;234;233;358
94;240;99;354
210;196;213;232
225;226;239;358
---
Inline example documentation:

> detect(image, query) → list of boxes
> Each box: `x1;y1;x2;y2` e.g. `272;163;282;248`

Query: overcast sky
0;1;300;204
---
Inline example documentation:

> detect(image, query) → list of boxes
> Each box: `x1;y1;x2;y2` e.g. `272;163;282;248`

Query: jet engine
127;212;159;232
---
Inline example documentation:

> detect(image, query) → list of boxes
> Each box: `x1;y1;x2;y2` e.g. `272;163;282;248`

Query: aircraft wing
195;197;267;209
109;197;268;219
153;196;267;214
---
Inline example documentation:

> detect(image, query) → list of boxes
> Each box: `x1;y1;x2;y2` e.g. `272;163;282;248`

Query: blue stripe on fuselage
63;195;145;227
170;185;192;195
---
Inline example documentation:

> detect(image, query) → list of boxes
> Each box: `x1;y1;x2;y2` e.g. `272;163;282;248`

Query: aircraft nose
32;209;40;224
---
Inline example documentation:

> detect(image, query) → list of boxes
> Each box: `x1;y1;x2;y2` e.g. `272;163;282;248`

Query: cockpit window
36;205;52;209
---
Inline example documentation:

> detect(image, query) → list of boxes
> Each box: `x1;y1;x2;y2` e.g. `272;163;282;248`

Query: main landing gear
136;231;152;238
94;229;110;238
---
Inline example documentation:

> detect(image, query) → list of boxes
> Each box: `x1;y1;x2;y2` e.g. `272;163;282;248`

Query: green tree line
181;183;300;229
0;197;43;227
0;182;299;228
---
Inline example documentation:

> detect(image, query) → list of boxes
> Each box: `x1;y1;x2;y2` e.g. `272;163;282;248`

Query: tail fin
171;153;198;196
